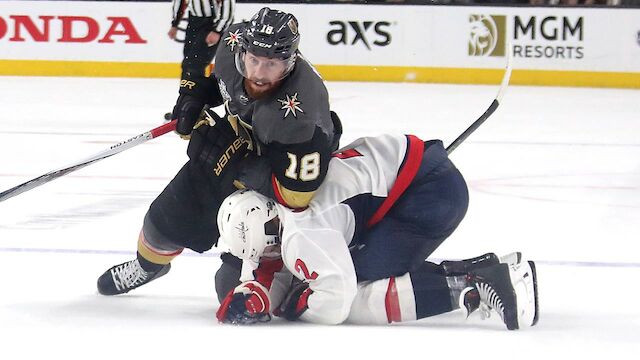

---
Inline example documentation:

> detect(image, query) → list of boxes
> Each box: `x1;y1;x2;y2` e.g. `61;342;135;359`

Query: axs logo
327;21;392;50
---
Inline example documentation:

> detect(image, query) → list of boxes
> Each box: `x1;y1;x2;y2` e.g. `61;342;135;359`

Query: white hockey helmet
217;189;280;262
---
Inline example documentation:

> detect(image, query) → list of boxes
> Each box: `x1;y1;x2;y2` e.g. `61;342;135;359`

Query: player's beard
244;78;283;100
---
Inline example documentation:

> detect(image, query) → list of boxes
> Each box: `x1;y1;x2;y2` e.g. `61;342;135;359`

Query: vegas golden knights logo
469;15;506;57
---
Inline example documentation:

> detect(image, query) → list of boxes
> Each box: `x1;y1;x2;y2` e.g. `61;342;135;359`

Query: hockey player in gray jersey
215;134;539;329
96;8;341;298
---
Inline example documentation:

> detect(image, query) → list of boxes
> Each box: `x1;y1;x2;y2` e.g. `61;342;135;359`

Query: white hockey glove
216;281;271;325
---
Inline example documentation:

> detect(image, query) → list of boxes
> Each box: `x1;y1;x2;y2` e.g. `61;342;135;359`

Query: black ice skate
441;252;522;276
460;261;539;330
97;259;170;296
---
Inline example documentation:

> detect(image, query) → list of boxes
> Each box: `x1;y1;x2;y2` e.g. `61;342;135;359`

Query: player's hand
216;281;272;325
186;109;251;183
206;31;221;46
168;27;178;40
171;74;220;138
275;281;313;321
171;94;206;138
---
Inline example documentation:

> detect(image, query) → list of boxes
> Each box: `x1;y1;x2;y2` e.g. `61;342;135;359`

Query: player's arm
277;228;358;325
216;258;288;325
233;125;333;208
267;126;333;208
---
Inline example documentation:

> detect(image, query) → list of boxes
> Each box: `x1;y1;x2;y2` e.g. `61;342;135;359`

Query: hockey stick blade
0;120;177;203
446;46;513;154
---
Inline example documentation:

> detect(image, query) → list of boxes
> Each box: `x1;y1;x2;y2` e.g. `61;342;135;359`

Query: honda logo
0;15;147;43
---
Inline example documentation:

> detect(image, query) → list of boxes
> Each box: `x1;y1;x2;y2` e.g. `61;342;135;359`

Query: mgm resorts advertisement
232;4;639;74
468;14;585;60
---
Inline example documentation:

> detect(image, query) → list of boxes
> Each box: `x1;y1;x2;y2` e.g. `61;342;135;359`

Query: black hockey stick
0;120;177;203
446;48;513;154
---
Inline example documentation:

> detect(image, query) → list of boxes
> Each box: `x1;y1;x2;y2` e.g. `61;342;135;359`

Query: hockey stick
446;47;513;154
0;120;177;203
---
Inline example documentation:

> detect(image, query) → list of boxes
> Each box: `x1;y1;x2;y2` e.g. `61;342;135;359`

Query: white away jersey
262;134;425;324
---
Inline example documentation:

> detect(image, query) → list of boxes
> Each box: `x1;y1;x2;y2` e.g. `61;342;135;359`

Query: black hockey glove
187;109;252;184
172;93;206;138
216;281;272;325
170;74;223;138
275;281;313;321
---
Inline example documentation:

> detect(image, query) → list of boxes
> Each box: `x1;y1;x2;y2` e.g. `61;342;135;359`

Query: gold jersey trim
273;176;316;209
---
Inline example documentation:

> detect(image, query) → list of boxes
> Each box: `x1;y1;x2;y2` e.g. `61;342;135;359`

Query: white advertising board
233;3;640;72
0;1;183;62
1;1;638;87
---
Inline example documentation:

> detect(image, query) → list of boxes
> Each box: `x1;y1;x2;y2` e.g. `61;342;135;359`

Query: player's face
242;51;289;98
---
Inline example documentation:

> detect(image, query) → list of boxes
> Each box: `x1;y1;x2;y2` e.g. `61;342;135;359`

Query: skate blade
528;260;540;326
511;260;538;329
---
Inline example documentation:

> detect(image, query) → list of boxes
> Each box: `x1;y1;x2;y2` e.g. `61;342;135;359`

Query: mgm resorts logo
469;15;506;57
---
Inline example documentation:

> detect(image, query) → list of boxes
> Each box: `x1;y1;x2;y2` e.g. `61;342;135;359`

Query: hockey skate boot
460;261;539;330
441;252;522;276
97;259;170;295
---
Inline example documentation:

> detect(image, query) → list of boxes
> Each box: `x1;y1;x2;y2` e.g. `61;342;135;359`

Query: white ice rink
0;76;639;359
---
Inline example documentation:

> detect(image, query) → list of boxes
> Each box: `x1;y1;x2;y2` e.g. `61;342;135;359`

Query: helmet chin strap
262;249;282;259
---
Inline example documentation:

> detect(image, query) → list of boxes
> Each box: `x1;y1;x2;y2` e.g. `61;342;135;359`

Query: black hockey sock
136;252;166;273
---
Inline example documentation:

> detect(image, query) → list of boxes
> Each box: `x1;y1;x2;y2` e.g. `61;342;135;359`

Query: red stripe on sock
385;277;401;323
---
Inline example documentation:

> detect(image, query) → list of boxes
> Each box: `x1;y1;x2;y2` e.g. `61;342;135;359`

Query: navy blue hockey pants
350;140;469;282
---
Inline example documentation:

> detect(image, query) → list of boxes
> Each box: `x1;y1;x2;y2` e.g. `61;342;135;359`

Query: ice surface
1;76;639;359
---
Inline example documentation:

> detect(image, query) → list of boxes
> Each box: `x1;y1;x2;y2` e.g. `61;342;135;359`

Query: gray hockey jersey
214;23;336;208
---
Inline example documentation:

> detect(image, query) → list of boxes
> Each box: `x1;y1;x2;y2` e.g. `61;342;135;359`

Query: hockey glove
171;74;223;138
216;281;272;325
275;281;313;321
172;93;206;138
187;109;251;184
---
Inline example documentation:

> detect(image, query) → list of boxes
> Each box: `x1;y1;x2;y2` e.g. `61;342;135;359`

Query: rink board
0;1;639;88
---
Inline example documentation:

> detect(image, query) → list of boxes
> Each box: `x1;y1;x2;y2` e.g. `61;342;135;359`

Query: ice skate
97;259;171;296
460;260;539;330
441;252;522;276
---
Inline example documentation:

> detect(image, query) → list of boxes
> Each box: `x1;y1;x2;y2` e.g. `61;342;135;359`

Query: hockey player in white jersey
215;134;539;329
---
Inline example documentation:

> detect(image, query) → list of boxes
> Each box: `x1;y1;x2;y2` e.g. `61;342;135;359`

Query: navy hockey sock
410;262;455;319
